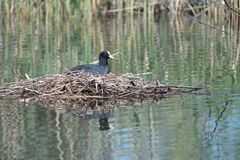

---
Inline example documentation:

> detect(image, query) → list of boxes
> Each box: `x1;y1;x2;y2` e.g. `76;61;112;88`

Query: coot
67;51;114;75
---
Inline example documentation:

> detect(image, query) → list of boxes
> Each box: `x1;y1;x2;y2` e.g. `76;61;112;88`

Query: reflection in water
88;100;111;130
0;18;3;85
99;115;110;130
0;94;240;159
0;12;240;159
44;98;113;131
0;13;239;85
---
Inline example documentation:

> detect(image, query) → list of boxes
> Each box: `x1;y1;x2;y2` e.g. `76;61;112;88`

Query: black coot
68;51;114;75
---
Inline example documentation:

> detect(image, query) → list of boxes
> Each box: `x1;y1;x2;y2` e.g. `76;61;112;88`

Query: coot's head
99;51;114;65
99;51;114;60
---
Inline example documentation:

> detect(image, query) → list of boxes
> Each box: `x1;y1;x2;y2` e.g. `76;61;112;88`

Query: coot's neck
99;57;108;66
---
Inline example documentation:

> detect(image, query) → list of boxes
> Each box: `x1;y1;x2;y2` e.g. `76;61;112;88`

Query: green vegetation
0;0;239;18
0;0;239;83
0;2;240;159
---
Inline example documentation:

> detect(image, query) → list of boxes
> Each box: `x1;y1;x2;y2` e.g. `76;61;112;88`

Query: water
0;14;240;160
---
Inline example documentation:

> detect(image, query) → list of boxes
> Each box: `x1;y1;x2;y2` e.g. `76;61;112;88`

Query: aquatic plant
0;0;239;17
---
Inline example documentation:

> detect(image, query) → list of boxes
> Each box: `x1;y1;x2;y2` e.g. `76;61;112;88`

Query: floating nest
0;72;201;103
0;72;202;117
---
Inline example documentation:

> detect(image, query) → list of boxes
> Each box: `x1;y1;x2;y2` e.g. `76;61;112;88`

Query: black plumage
67;51;114;75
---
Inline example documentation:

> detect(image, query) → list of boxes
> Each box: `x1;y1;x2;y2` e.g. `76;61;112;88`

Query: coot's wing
69;64;85;71
69;64;109;75
82;65;109;75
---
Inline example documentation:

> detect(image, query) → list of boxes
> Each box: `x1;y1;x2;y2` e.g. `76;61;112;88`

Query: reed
1;0;240;85
0;0;239;18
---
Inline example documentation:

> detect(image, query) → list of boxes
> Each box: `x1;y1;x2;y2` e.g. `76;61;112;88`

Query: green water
0;13;240;160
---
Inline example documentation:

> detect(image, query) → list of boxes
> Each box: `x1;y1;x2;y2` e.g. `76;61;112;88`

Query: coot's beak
109;54;114;59
107;51;114;59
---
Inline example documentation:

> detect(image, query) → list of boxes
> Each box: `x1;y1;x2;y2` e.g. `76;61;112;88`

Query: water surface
0;14;240;160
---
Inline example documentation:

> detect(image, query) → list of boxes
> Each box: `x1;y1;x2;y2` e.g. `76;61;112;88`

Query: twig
212;100;231;133
223;0;240;15
159;85;201;90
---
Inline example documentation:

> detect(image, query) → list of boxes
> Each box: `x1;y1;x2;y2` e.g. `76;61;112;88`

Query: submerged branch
201;99;232;143
212;100;231;133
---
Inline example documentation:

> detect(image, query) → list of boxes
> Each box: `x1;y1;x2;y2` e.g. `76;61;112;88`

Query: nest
0;72;202;117
0;72;201;103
